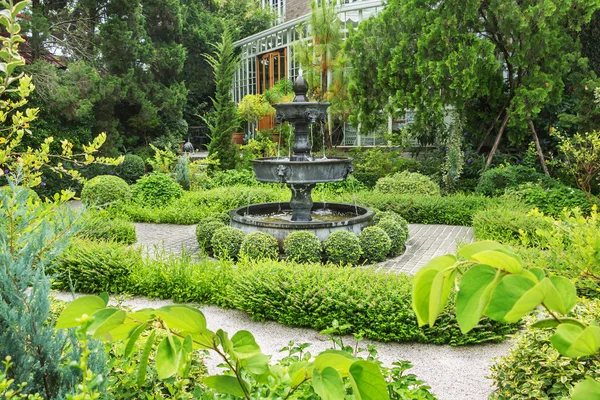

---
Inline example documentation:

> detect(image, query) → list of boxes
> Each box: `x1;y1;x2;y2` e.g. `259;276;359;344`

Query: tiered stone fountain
229;74;373;246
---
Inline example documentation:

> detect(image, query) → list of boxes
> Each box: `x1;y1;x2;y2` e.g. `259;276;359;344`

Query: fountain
230;74;373;246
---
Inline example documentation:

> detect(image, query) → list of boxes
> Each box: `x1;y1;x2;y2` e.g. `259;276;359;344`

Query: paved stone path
134;222;473;272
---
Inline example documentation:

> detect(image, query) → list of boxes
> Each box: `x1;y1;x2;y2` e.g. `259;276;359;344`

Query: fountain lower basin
251;157;353;184
230;202;373;247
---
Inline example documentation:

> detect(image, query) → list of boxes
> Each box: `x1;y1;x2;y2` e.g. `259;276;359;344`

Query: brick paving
134;222;473;273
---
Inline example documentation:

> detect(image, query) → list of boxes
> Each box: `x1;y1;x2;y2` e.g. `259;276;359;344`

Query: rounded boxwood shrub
133;173;183;207
284;231;322;263
81;175;132;207
1;185;41;203
240;232;279;260
373;210;406;225
211;226;245;260
374;171;441;197
476;165;557;197
195;218;225;254
359;226;391;263
377;217;409;257
117;154;145;184
323;231;361;265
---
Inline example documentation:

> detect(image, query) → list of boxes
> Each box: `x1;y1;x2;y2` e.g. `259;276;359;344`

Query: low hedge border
51;240;517;346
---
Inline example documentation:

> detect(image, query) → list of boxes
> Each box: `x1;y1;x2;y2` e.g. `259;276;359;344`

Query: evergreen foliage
203;28;240;170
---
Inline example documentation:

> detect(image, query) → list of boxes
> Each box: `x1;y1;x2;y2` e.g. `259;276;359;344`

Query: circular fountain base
230;202;374;248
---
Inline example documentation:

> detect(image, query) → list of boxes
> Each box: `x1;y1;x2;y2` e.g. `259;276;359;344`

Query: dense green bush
239;232;279;260
377;217;409;257
225;261;517;345
174;156;191;190
359;226;391;263
113;185;287;224
476;165;556;197
490;300;600;399
133;173;184;207
116;154;145;184
375;171;441;197
284;231;322;263
211;226;245;260
195;218;226;254
78;211;137;244
51;238;142;293
128;253;233;304
323;230;362;265
349;148;421;188
208;169;259;188
345;192;489;225
504;182;594;217
472;207;554;247
81;175;132;207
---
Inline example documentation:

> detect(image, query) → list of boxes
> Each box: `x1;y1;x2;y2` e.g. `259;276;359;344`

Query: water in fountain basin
248;208;356;223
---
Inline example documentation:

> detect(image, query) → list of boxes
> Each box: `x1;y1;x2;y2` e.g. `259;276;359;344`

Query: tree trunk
477;100;509;152
528;120;550;176
485;112;510;169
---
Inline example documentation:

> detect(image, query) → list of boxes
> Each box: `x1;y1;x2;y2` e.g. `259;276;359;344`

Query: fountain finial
293;73;309;103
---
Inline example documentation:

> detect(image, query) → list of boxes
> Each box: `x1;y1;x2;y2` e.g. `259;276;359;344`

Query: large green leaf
412;254;457;326
216;329;233;355
571;377;600;400
289;361;310;387
124;323;148;357
471;250;522;273
531;317;586;329
87;309;126;338
544;276;577;315
428;267;457;326
56;296;107;329
348;360;389;400
456;264;498;333
314;350;358;377
485;275;536;322
503;281;546;323
231;330;262;358
312;367;345;400
458;241;505;260
241;352;271;376
156;305;207;334
156;335;182;380
137;331;156;387
203;375;246;397
550;324;600;358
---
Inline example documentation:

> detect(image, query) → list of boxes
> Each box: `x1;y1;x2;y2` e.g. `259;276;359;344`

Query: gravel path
52;292;511;400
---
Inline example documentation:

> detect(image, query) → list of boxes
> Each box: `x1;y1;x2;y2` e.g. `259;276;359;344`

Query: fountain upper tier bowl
251;156;353;184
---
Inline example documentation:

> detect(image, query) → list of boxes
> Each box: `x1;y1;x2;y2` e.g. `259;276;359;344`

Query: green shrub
284;231;322;263
504;182;594;217
133;173;184;207
128;253;233;304
116;154;145;184
323;230;362;265
240;232;279;260
195;218;225;254
174;155;191;190
490;299;600;399
472;207;554;247
78;211;137;245
375;171;441;197
377;217;409;257
340;192;489;226
476;165;556;197
211;226;245;260
51;238;142;293
349;148;420;188
373;210;405;224
224;260;517;345
114;185;287;224
208;169;259;188
359;226;391;263
81;175;132;207
0;185;40;203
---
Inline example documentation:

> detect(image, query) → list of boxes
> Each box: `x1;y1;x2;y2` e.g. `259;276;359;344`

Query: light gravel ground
52;292;512;400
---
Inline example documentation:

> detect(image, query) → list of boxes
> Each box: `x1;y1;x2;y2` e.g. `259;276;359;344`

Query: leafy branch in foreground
56;296;392;399
412;240;600;399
